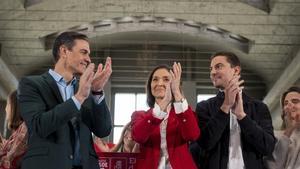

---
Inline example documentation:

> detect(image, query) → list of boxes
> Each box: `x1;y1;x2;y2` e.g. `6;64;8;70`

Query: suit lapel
42;72;64;103
43;72;79;146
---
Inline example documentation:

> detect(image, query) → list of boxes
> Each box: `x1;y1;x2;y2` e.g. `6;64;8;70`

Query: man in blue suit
18;31;112;169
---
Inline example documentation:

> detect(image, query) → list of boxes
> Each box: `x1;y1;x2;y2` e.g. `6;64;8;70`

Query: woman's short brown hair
7;90;23;131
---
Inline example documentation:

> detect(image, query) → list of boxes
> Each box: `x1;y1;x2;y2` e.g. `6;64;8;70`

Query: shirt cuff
173;98;188;114
72;96;81;110
92;92;105;104
152;103;167;120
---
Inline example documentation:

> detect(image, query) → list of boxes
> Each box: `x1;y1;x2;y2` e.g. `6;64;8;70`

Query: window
197;94;215;102
113;93;148;143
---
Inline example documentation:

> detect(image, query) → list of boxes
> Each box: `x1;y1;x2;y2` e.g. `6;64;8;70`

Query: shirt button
147;120;151;123
183;119;186;122
69;155;73;159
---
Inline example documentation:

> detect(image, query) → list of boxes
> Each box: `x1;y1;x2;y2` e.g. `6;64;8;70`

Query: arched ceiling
36;16;264;96
0;0;299;124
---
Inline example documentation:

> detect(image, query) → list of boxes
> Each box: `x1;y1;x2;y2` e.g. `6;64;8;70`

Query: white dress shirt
228;110;245;169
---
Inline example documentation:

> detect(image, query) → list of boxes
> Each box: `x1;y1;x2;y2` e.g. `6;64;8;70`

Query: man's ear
59;45;68;58
234;66;241;76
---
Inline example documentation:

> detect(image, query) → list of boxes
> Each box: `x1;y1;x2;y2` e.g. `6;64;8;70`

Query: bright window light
114;93;135;125
113;126;123;144
136;93;148;110
113;93;148;144
197;94;215;102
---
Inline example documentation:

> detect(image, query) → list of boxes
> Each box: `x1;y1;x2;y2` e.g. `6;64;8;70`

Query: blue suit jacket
18;72;112;169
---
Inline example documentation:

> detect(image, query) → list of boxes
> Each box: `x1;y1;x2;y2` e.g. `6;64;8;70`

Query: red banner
98;152;139;169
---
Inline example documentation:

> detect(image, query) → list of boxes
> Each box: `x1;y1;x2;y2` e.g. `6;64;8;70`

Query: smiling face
210;56;240;89
123;129;135;149
283;91;300;120
150;68;171;101
61;39;91;76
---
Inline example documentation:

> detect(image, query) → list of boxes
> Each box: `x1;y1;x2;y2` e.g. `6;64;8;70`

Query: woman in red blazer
131;63;200;169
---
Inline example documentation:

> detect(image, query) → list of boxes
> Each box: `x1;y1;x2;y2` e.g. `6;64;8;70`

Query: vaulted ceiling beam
0;58;18;100
264;48;300;112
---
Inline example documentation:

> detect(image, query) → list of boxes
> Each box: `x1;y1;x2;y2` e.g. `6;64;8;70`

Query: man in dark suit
18;31;112;169
195;51;276;169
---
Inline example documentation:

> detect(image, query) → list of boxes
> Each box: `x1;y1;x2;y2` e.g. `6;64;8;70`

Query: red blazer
131;105;200;169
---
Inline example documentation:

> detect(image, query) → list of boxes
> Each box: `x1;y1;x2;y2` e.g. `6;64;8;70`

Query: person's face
150;68;171;100
210;56;240;89
63;39;91;75
123;130;135;149
283;91;300;120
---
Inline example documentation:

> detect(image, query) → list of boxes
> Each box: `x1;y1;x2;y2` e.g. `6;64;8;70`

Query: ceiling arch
38;16;266;99
42;16;253;53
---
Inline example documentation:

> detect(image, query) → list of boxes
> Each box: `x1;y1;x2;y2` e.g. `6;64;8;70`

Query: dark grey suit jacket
18;72;112;169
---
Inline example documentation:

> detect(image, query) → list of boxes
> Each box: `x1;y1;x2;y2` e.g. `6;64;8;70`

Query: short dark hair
146;65;171;108
52;31;88;62
211;51;241;68
7;90;23;131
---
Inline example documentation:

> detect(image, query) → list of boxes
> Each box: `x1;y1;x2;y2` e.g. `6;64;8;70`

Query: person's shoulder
243;93;269;112
196;96;217;106
274;130;284;137
250;97;267;107
14;122;28;134
243;93;265;104
132;110;148;115
131;109;150;118
20;72;48;84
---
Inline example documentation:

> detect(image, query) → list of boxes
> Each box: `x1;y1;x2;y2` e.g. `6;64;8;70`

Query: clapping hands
160;62;184;111
284;111;300;137
75;57;112;104
221;75;246;120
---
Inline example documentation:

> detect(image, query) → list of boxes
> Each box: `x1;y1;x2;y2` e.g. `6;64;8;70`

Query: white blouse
152;99;188;169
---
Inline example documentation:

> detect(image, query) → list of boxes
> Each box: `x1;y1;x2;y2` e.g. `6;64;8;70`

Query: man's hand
91;57;112;92
233;90;246;120
221;75;244;114
75;63;95;104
